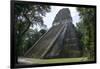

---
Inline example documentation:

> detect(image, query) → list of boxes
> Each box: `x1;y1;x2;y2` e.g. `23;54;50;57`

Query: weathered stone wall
52;8;72;26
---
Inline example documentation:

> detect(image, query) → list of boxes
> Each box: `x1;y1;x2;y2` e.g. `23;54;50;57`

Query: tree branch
21;14;32;37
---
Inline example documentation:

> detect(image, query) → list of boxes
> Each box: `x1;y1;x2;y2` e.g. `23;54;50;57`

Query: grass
33;58;87;64
31;57;88;64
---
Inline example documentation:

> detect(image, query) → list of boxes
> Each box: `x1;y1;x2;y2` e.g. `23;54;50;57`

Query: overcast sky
43;6;80;29
33;6;80;30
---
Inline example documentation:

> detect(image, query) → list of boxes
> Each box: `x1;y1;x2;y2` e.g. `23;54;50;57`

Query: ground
18;57;89;64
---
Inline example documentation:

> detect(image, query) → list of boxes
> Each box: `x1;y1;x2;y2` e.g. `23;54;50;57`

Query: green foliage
14;2;51;57
39;29;47;36
76;7;95;60
21;29;47;55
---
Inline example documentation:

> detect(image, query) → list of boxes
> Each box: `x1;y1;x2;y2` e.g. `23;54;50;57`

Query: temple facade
24;8;83;59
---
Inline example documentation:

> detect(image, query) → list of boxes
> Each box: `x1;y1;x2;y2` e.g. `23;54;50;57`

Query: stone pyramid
24;8;83;59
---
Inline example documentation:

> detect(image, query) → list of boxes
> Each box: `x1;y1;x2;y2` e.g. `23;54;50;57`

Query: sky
43;6;80;29
33;6;80;30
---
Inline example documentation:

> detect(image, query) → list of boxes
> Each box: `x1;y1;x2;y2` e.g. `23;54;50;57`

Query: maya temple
24;8;83;59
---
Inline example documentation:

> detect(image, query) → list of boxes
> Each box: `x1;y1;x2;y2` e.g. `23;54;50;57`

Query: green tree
39;29;47;36
14;2;51;63
22;29;39;55
76;7;96;60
